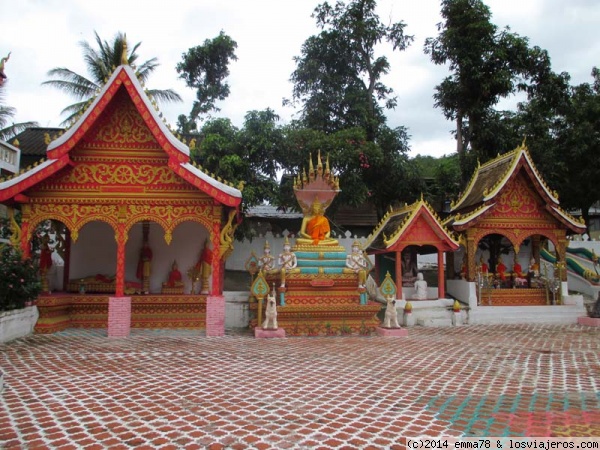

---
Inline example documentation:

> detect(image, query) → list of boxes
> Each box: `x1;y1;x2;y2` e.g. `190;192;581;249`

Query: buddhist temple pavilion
364;197;460;300
0;62;242;336
446;142;585;306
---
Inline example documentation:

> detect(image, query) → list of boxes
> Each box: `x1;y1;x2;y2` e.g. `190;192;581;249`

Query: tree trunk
456;113;468;183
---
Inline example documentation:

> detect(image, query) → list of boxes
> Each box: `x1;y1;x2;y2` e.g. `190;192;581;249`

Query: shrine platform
250;272;381;336
34;294;207;334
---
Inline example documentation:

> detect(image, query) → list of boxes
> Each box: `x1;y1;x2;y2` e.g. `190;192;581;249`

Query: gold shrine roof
446;142;585;233
364;197;459;253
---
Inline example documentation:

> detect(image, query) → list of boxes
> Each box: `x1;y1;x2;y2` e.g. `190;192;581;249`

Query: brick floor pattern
0;324;598;449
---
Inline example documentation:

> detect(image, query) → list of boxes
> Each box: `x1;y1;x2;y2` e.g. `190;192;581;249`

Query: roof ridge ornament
120;34;129;66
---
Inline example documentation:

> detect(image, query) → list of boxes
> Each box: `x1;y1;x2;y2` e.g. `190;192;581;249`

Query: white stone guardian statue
383;295;401;328
414;272;428;299
262;289;278;330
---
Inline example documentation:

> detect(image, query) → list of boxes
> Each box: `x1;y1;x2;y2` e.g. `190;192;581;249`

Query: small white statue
258;241;275;272
414;272;428;299
344;240;368;288
278;237;298;287
262;289;278;330
383;295;401;328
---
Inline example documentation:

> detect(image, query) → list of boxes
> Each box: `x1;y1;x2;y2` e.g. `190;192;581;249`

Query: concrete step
470;305;585;325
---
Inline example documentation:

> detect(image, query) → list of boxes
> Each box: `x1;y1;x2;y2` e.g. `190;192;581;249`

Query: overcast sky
2;0;600;157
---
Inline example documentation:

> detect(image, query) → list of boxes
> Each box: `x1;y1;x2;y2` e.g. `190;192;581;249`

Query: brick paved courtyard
1;324;599;449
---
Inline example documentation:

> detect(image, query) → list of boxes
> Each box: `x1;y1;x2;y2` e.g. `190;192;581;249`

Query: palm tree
43;31;182;125
0;83;38;141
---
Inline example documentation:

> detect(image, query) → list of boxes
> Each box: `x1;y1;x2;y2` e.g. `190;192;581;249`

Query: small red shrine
364;197;459;300
446;142;585;305
0;62;242;335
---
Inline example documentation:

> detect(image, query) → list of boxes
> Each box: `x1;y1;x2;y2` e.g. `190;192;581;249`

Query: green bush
0;245;41;311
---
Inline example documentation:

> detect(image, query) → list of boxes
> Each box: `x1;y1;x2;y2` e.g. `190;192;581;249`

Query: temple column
395;250;403;300
466;232;477;282
114;225;127;297
531;235;541;264
207;224;225;337
20;205;31;258
109;224;131;338
437;249;445;299
62;228;71;291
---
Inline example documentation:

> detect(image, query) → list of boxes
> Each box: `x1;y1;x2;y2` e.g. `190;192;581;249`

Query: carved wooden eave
0;64;241;207
365;198;459;254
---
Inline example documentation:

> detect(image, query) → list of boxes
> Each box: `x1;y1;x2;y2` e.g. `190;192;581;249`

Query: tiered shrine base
251;244;381;336
34;294;207;334
478;288;548;306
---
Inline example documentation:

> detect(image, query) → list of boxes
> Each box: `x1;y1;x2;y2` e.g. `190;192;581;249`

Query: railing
0;142;20;175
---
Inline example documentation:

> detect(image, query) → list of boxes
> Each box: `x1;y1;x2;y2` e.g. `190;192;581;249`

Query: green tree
424;0;552;181
43;31;181;125
551;69;600;231
287;0;413;140
177;31;238;129
191;110;281;210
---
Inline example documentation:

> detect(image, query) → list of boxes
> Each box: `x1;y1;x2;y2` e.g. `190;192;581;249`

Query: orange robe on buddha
497;262;507;281
306;215;330;244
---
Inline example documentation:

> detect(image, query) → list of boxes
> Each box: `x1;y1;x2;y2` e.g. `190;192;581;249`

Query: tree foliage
424;0;552;181
287;0;413;140
177;31;238;129
43;31;181;125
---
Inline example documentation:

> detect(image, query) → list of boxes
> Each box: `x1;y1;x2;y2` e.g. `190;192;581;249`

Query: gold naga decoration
219;209;238;260
8;207;22;248
293;150;340;215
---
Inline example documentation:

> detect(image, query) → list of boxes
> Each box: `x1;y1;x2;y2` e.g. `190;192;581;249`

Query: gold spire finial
317;149;323;175
521;135;527;148
308;153;314;177
120;34;129;65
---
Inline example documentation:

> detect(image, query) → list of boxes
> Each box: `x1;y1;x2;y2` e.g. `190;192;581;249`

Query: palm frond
44;30;181;120
43;68;98;100
147;88;183;104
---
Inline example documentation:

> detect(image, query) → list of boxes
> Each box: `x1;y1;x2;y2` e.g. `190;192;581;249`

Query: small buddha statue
496;257;507;282
163;260;184;293
414;272;428;299
296;198;338;246
166;261;183;286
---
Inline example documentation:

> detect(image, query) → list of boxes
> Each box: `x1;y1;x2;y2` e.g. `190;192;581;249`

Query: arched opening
125;220;211;295
67;221;117;293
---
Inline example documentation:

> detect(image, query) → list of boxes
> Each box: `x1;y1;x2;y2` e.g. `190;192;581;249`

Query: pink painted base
255;328;286;338
577;316;600;327
108;296;131;338
376;327;408;337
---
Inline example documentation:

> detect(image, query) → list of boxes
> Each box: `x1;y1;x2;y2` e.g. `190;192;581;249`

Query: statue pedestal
255;327;286;338
375;327;408;337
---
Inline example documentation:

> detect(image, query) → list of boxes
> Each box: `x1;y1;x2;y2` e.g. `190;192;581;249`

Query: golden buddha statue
296;198;338;246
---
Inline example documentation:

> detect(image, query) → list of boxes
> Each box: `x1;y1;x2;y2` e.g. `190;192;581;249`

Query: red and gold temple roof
446;142;585;233
364;197;459;254
0;64;242;207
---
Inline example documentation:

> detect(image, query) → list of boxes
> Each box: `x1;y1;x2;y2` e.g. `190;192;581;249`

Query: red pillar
437;249;445;299
115;228;126;297
395;250;403;300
